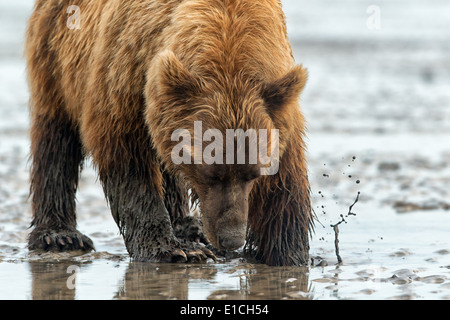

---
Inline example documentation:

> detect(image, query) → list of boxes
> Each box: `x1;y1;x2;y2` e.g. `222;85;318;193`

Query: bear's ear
156;50;201;102
261;65;308;116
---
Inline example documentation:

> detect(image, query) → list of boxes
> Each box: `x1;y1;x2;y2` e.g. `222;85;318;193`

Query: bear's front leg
99;165;215;263
28;113;94;253
162;171;210;246
245;142;313;266
246;179;312;266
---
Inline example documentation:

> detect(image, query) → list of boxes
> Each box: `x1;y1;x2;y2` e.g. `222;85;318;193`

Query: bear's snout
218;238;244;250
201;206;248;251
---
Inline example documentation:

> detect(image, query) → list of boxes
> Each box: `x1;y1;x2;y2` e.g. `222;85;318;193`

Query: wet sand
0;0;449;300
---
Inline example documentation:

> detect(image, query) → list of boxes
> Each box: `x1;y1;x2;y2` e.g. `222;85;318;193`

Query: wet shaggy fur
26;0;313;266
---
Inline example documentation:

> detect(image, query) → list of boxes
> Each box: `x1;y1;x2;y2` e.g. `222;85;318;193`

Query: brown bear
25;0;313;266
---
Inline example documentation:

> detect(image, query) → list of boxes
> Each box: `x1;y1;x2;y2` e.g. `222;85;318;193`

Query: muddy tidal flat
0;0;449;300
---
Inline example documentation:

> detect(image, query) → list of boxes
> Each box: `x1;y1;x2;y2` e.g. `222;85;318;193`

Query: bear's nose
218;237;244;250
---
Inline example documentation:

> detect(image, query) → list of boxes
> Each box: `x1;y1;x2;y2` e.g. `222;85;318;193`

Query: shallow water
1;193;449;300
1;0;450;300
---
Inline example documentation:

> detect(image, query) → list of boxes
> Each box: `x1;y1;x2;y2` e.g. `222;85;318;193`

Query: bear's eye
206;175;223;184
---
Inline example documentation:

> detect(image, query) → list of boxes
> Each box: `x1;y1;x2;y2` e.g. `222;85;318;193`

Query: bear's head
145;50;307;250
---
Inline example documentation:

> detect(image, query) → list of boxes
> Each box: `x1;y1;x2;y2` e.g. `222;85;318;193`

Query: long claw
58;238;66;246
172;249;188;263
203;248;218;263
44;235;51;246
195;249;207;261
186;251;199;262
76;235;84;248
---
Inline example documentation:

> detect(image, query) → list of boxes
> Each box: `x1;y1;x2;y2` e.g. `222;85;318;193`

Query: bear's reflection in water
27;260;310;300
28;261;78;300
